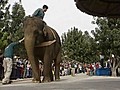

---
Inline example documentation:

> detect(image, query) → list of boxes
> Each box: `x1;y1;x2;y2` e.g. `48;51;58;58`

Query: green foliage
92;17;120;58
0;1;11;48
61;27;98;63
10;2;25;57
10;2;25;41
0;1;26;57
92;17;120;77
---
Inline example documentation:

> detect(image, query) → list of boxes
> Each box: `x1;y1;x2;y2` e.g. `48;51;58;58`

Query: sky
9;0;97;36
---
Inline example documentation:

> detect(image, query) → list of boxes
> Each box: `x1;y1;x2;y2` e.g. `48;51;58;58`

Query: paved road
0;74;120;90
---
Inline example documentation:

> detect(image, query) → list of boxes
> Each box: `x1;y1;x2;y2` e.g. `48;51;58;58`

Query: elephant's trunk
25;35;40;81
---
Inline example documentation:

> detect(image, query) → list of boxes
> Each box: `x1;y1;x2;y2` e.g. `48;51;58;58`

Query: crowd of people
0;57;33;80
59;60;102;76
0;55;107;81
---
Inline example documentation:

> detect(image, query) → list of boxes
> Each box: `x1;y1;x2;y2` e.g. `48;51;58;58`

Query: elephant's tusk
35;40;56;47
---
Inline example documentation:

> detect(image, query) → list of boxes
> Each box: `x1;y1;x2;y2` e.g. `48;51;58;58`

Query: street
0;74;120;90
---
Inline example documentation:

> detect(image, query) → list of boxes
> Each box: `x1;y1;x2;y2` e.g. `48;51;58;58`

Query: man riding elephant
32;5;48;28
32;5;48;20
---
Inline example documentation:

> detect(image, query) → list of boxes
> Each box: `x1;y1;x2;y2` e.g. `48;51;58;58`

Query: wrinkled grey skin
23;17;61;82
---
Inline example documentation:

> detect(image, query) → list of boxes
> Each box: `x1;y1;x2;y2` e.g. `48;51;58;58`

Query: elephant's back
45;25;61;46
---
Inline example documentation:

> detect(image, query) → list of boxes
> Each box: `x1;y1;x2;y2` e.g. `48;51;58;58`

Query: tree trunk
111;68;117;77
111;58;119;77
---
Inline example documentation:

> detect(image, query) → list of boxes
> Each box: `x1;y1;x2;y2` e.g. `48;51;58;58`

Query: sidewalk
0;73;89;84
1;73;119;85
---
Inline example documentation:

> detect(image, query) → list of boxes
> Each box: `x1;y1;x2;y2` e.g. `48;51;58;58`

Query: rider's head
42;5;48;12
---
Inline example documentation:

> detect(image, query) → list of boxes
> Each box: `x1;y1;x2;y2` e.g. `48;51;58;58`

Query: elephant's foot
55;76;60;81
32;78;41;83
50;76;54;81
55;78;60;81
42;77;51;83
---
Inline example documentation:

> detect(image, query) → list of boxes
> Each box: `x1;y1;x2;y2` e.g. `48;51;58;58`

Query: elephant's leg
31;58;41;83
42;54;52;82
55;50;61;80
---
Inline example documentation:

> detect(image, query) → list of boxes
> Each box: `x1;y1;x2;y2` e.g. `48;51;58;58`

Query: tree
10;2;26;57
92;17;120;76
0;0;26;57
61;27;83;62
10;2;25;41
0;0;10;49
61;27;97;63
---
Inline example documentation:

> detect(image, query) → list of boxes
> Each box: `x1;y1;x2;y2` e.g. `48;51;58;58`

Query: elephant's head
23;16;49;47
23;17;45;40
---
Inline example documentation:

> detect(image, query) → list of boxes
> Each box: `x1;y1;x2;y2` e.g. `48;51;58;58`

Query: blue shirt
4;42;19;58
32;8;45;19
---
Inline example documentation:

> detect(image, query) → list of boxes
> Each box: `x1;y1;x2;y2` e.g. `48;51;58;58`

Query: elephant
22;16;61;83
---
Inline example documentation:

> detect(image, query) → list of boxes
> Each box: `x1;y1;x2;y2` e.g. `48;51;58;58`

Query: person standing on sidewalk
2;38;24;85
